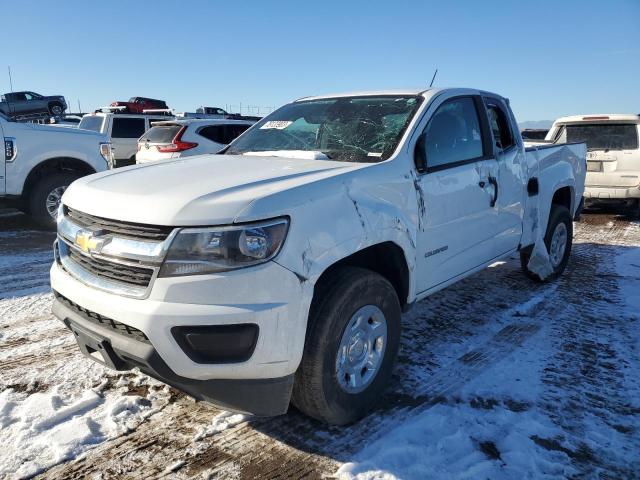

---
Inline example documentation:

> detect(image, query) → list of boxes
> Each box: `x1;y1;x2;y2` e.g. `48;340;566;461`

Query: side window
198;125;226;144
229;124;250;141
112;117;146;138
485;100;515;150
424;97;483;170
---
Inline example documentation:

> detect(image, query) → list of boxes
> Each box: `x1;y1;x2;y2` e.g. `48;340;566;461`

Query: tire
28;172;80;229
520;204;573;282
48;102;64;116
292;266;401;425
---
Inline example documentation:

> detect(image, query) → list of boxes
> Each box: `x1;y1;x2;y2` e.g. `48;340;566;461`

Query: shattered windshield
225;95;423;162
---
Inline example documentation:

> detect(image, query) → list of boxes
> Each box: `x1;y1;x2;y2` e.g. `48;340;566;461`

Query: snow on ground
0;211;639;479
338;217;640;480
0;290;174;479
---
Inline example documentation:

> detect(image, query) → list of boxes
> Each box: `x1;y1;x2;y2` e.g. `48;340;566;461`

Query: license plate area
587;161;602;172
66;320;127;370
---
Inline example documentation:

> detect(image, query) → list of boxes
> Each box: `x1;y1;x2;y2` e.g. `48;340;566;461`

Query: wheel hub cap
46;186;67;219
549;222;568;268
336;304;387;394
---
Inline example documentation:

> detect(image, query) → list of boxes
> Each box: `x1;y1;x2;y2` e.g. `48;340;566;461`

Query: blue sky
3;0;638;121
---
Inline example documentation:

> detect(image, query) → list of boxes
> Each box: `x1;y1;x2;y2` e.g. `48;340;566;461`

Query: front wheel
292;266;401;425
28;172;80;229
48;102;64;116
520;204;573;282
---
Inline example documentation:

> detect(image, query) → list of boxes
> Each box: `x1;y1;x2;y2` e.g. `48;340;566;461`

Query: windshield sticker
367;152;383;157
260;121;293;130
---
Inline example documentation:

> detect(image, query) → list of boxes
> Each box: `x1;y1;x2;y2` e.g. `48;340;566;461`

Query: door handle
488;176;498;207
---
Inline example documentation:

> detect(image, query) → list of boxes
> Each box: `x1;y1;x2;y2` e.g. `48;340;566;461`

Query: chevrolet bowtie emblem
75;230;106;254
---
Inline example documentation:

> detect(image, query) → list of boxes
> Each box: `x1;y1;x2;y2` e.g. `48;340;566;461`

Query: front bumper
52;295;293;415
50;259;309;381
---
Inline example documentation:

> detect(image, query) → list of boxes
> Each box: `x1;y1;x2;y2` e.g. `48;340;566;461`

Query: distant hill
518;120;553;130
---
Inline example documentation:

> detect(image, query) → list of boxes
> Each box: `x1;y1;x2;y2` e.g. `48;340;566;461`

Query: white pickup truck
51;88;586;425
545;114;640;215
0;112;112;227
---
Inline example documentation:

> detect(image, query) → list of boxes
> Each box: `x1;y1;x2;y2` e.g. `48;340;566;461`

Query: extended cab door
483;96;526;255
414;95;501;292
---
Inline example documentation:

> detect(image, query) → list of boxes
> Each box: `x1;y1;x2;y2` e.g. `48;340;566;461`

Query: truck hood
63;154;365;225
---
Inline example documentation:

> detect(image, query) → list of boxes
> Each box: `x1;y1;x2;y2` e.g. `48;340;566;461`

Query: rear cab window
555;123;639;151
78;115;105;133
111;117;147;138
484;99;515;151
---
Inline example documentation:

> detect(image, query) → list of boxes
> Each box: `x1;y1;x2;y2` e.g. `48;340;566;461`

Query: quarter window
423;97;484;170
111;117;146;138
486;101;514;150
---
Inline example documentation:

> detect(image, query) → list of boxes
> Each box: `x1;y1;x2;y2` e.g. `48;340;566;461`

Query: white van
78;112;172;167
546;114;640;214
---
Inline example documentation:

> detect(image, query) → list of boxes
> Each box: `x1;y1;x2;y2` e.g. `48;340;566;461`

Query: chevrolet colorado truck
545;114;640;215
51;88;586;425
0;111;112;228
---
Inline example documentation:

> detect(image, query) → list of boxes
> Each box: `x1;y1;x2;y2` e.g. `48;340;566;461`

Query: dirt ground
1;209;639;479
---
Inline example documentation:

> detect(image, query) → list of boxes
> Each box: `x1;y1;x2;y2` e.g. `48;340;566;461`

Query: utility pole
8;66;13;92
77;99;82;114
429;68;438;88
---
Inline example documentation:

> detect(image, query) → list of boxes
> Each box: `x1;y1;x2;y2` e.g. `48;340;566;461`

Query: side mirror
414;132;427;173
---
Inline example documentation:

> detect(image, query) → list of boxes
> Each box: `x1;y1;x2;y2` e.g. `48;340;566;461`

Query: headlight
159;218;289;277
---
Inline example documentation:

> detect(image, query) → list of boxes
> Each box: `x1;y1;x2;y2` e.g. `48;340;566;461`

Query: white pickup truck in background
545;114;640;216
51;88;586;425
78;112;171;168
0;111;112;227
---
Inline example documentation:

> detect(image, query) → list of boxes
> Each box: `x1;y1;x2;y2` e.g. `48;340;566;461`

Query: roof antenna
429;69;438;88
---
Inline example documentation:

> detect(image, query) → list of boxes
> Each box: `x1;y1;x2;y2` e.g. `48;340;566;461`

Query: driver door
414;95;500;293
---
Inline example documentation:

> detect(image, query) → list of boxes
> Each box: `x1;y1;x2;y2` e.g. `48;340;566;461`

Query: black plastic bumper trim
52;298;293;416
171;324;259;364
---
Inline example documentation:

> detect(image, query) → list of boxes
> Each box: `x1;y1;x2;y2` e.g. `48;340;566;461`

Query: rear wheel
520;204;573;282
292;266;401;425
28;172;80;229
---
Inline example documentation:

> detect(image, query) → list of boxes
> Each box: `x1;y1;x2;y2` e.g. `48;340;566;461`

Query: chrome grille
66;207;173;241
67;246;153;287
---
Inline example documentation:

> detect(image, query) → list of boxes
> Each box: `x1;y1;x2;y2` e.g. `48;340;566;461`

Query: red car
110;97;169;114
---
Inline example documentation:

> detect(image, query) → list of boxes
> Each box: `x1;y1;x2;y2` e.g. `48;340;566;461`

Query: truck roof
296;88;433;101
553;114;640;124
295;87;505;102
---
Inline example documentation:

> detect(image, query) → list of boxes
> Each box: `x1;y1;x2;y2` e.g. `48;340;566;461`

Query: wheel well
22;157;95;198
314;242;410;308
552;186;573;212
